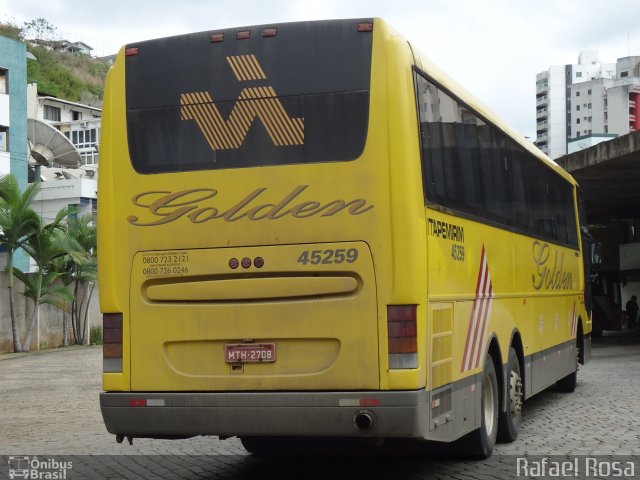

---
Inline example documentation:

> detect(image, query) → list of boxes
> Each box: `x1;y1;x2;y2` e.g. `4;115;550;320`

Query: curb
0;344;101;361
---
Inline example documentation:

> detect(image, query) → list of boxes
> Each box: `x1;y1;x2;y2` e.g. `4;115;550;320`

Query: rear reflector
129;398;166;407
388;305;418;369
210;33;224;43
103;313;123;372
125;47;139;57
357;23;374;32
262;28;277;37
236;30;251;40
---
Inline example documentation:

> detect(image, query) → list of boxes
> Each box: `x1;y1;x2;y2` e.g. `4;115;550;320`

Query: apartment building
0;35;29;184
536;51;640;158
27;84;100;222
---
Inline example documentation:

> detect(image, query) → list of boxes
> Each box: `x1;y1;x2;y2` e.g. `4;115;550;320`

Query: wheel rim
509;368;523;416
483;373;495;436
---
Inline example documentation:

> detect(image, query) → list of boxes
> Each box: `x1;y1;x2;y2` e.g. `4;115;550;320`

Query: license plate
225;343;276;363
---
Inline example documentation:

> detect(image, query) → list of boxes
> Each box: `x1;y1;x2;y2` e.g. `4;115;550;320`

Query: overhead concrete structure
557;131;640;334
557;130;640;223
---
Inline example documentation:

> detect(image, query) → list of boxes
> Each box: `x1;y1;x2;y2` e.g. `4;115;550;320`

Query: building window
80;151;99;165
44;105;61;122
0;126;7;151
0;69;7;94
588;103;592;108
577;119;581;124
621;71;629;77
72;111;82;121
588;116;592;122
577;105;581;111
71;128;99;148
576;72;583;78
588;89;592;95
576;91;581;97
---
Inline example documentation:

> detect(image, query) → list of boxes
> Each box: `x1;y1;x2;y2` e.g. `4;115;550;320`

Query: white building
536;52;640;159
27;84;100;222
27;83;101;165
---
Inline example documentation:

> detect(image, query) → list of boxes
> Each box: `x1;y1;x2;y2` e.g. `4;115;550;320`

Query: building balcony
536;96;548;106
536;110;548;120
536;84;549;94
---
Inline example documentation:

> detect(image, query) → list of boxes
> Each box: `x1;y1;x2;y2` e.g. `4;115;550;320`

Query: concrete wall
32;177;97;222
546;65;567;159
0;36;28;190
0;271;101;353
0;36;30;273
607;84;631;136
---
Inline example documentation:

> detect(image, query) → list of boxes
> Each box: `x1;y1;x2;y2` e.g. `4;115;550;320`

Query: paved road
0;334;638;479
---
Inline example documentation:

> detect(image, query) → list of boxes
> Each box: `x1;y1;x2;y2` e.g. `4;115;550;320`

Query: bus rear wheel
240;436;288;455
497;347;522;442
463;354;499;458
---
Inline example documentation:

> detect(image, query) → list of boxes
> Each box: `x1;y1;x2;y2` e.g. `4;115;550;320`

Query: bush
89;325;103;345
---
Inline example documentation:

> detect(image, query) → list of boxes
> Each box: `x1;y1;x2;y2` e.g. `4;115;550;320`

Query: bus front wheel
556;336;579;393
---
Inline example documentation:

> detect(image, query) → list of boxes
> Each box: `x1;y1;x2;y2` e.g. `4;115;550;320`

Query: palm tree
0;174;40;352
51;213;96;345
14;269;74;352
14;209;83;352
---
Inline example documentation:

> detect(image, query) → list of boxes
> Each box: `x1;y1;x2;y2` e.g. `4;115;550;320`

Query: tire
556;339;579;393
497;347;523;443
240;436;285;455
464;354;499;458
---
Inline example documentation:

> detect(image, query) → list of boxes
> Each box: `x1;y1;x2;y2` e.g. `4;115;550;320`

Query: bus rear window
125;20;373;173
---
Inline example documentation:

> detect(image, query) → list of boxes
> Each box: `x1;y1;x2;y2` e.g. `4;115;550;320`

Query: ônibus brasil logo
7;456;73;479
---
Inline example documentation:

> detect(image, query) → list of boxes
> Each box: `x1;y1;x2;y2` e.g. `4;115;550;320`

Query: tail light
103;313;123;372
387;305;418;369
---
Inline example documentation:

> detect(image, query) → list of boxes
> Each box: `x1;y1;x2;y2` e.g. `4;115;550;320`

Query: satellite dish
27;118;82;167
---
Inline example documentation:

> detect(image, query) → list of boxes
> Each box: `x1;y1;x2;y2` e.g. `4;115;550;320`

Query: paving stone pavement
0;333;638;479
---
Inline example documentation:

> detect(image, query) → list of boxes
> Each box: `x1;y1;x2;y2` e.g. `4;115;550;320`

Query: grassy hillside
26;45;109;104
0;21;109;105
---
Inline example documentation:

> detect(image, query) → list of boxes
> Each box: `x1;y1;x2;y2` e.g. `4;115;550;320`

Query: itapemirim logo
180;54;305;150
7;456;73;479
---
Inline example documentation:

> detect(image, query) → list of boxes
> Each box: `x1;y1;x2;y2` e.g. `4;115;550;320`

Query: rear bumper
100;390;429;439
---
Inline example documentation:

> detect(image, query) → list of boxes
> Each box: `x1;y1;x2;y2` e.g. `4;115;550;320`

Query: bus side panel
427;208;583;389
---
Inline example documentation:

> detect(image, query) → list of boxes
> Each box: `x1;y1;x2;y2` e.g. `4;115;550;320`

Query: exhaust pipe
353;410;375;432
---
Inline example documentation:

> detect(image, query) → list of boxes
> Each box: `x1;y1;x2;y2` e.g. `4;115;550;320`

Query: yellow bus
99;18;594;457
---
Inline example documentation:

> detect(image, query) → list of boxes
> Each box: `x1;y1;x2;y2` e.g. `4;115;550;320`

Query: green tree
68;214;97;344
0;20;24;41
22;18;58;42
51;213;96;345
14;209;83;352
0;175;40;352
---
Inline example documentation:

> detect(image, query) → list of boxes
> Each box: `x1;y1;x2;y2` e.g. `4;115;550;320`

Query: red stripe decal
461;245;494;372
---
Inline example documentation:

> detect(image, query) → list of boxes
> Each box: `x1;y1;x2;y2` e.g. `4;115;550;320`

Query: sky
2;0;640;139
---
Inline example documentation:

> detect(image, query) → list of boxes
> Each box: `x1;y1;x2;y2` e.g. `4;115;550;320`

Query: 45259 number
297;248;359;265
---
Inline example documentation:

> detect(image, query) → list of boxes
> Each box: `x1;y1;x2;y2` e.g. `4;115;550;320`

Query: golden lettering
128;186;374;226
532;241;573;291
128;189;218;226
